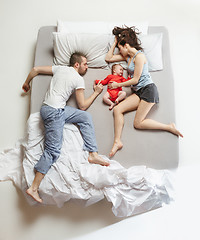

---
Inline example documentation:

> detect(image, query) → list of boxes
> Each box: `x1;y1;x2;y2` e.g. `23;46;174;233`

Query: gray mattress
31;26;179;170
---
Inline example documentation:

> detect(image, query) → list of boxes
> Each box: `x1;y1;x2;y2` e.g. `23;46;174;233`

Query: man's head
69;52;88;76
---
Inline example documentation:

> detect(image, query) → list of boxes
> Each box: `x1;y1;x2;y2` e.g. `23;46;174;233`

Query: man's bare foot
88;152;110;166
168;123;183;137
109;141;123;157
26;187;43;203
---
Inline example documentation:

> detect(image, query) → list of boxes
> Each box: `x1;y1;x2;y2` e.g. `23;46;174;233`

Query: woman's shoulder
135;51;147;64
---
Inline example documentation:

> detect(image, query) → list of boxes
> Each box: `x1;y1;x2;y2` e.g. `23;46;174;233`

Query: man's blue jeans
34;104;98;174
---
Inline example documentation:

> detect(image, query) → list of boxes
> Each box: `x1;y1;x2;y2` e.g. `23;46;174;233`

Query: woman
105;26;183;157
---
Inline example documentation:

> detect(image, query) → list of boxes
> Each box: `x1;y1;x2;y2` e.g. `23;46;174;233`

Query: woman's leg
109;94;140;157
134;100;183;137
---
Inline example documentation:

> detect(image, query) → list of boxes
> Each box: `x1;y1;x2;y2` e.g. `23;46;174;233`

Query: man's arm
75;82;103;111
22;66;53;92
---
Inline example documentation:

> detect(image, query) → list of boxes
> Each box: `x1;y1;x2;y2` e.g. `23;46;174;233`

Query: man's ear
74;62;79;68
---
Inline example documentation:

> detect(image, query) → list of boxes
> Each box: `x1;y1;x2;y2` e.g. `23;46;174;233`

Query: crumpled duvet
0;112;174;217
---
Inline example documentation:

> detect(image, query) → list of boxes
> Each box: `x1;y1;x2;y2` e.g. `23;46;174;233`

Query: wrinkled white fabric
0;112;174;217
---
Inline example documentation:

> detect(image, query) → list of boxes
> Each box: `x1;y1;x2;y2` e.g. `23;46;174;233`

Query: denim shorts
133;83;159;104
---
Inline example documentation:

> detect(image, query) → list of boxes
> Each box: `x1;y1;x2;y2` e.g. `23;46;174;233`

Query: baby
95;64;128;110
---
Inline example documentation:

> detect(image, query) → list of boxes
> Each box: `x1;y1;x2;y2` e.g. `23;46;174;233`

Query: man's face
78;57;88;76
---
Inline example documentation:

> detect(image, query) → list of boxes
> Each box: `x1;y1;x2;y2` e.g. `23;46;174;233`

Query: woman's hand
114;36;118;46
108;81;120;89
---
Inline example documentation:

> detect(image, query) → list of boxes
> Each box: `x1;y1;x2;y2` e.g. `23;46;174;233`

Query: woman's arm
22;66;53;92
109;54;145;88
105;37;125;63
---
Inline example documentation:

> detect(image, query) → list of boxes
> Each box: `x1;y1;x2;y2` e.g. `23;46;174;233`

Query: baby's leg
115;91;126;104
103;92;115;110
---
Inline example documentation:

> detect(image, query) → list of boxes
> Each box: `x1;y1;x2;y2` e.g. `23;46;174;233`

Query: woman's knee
133;118;142;129
113;105;122;116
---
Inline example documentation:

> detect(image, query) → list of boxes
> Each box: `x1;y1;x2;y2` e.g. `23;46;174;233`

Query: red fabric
95;75;128;102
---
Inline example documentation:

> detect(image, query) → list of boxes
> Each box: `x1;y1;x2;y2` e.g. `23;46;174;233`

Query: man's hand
93;81;103;94
22;82;30;92
22;66;53;93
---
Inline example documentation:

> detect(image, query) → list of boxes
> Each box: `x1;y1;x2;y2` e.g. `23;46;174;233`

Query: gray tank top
127;50;153;91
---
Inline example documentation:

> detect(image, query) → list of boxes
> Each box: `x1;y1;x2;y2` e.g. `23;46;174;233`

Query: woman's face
118;44;128;57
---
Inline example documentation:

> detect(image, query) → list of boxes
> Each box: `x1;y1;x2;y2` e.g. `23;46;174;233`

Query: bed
0;24;177;217
31;25;179;170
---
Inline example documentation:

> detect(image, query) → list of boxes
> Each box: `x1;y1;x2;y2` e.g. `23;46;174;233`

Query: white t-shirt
43;66;85;109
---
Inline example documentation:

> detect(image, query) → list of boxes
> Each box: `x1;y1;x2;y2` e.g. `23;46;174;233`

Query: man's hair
69;52;86;67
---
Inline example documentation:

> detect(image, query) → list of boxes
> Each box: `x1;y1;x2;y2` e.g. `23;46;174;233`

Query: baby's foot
115;99;119;104
109;103;116;110
109;141;123;157
88;152;110;166
26;187;43;203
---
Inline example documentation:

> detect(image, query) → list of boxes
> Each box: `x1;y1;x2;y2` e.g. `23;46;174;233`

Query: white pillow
108;33;163;72
140;33;163;71
57;20;109;34
53;32;110;68
57;20;149;35
53;31;163;71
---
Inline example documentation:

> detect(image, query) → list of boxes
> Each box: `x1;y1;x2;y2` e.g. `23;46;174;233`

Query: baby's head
112;64;123;76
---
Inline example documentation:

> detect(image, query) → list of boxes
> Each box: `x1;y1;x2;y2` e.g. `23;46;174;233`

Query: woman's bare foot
88;152;110;166
26;187;43;203
168;123;183;137
109;140;123;157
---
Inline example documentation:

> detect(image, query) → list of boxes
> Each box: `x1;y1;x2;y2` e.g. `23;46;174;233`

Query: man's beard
78;67;87;76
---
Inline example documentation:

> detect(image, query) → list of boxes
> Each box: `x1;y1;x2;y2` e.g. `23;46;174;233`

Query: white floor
70;164;200;240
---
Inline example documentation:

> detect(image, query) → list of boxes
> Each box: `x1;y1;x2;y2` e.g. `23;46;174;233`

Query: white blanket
0;112;174;217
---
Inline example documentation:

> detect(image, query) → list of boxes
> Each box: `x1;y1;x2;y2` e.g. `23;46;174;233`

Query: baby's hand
95;80;101;85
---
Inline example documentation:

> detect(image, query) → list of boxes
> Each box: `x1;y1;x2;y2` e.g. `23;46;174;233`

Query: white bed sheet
0;112;174;217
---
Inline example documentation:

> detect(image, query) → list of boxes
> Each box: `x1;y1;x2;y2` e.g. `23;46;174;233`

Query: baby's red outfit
95;75;128;102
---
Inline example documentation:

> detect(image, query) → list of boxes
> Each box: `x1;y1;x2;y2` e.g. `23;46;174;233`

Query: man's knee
81;111;93;123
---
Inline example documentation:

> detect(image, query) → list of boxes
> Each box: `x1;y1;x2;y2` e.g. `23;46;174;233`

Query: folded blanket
0;112;174;217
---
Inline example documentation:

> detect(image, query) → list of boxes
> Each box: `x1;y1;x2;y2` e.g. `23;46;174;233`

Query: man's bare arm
75;81;103;111
22;66;53;92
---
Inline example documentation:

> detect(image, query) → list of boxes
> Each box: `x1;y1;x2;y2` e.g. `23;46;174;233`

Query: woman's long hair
112;26;143;51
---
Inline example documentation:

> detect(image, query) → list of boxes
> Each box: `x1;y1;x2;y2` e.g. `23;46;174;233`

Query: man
22;52;110;203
